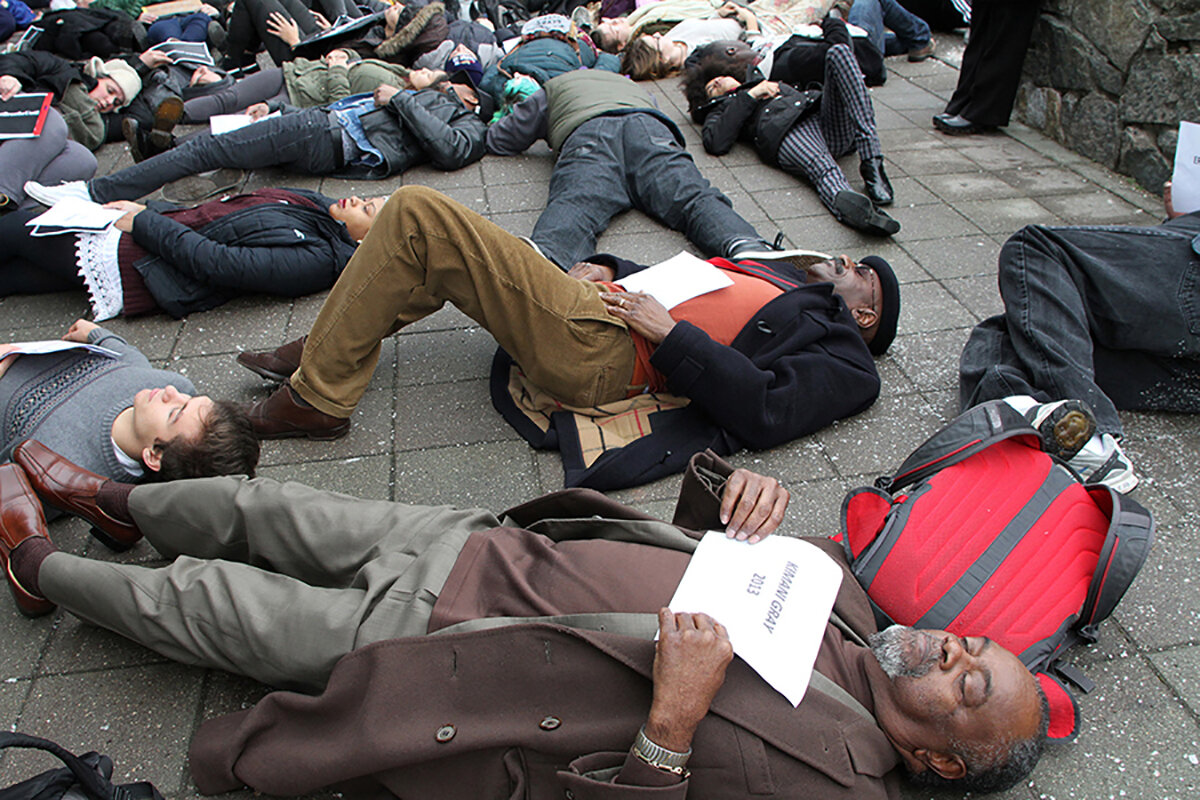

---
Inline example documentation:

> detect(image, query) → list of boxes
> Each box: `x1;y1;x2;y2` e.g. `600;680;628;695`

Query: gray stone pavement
1;48;1198;800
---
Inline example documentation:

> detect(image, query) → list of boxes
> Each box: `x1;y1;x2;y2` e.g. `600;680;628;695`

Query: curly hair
147;399;260;481
681;41;760;121
908;685;1050;794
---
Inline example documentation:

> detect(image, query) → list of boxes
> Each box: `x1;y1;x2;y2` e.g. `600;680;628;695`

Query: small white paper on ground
1170;121;1200;215
666;532;843;706
617;252;733;309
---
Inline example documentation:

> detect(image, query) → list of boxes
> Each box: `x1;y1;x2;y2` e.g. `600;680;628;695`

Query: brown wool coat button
435;724;456;743
539;716;561;730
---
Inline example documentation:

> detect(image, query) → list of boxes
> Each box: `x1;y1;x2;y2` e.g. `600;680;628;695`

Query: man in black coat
235;186;900;489
25;73;486;204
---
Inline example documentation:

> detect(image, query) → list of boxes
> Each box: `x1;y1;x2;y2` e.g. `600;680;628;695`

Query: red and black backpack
839;400;1155;740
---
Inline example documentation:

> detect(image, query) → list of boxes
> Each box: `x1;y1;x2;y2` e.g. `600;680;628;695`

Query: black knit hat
859;255;900;355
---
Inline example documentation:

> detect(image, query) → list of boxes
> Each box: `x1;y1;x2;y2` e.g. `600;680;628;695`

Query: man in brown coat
0;446;1046;799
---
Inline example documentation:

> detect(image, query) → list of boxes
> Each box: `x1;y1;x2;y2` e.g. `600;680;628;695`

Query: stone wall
1016;0;1200;194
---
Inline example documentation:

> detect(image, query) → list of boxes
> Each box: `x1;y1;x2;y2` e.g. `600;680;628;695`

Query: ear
912;748;968;781
851;305;879;329
141;442;164;473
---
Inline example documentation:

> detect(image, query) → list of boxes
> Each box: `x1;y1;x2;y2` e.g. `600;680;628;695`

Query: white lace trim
75;227;125;321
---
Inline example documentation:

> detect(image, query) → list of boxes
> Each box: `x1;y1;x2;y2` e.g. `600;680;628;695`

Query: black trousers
898;0;968;31
944;0;1040;127
0;210;84;296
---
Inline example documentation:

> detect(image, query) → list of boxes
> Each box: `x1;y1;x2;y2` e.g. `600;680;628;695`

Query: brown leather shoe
12;440;142;552
245;383;350;440
0;464;56;617
237;336;306;382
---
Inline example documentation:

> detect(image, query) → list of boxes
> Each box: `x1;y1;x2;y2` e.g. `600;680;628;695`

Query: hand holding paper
667;533;843;706
647;609;734;752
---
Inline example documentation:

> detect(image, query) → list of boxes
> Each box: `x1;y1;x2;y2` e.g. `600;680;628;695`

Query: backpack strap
1077;487;1156;632
0;732;118;800
879;400;1040;492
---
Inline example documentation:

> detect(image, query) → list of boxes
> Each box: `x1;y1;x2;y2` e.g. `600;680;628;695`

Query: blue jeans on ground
89;108;342;202
849;0;932;56
531;113;767;268
147;12;211;45
958;219;1200;436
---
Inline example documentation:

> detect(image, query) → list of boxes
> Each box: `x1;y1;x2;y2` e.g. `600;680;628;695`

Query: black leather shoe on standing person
932;113;995;136
832;190;900;237
859;156;894;206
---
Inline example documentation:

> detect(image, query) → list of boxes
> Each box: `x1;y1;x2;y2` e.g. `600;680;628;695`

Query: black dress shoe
859;156;894;206
932;113;995;135
832;190;900;237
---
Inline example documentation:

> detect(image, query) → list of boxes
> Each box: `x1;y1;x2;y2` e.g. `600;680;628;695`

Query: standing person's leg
36;475;497;689
291;186;637;418
622;115;767;259
942;0;1040;127
87;108;339;201
529;117;637;268
182;68;289;121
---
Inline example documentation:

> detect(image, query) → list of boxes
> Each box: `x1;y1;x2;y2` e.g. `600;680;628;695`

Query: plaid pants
776;43;882;212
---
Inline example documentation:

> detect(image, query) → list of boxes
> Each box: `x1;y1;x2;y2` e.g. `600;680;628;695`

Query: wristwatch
632;727;692;777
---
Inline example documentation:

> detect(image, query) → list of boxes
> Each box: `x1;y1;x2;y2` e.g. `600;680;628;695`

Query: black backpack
0;733;163;800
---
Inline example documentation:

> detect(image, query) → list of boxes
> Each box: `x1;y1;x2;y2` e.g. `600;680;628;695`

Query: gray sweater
0;327;195;511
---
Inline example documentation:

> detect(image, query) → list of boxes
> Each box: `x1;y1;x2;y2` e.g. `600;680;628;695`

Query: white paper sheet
666;532;843;706
24;198;124;232
210;111;280;135
4;340;121;359
616;252;734;309
1170;121;1200;216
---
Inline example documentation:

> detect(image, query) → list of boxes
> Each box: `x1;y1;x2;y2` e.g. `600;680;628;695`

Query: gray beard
868;624;936;679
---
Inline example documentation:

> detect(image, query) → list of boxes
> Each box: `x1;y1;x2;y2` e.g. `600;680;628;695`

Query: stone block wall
1016;0;1200;194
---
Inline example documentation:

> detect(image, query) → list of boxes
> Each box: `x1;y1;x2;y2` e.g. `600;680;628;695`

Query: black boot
859;156;894;206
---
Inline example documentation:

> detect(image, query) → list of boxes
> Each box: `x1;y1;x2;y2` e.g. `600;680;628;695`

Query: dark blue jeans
89;108;342;202
959;219;1200;436
849;0;932;56
531;113;765;268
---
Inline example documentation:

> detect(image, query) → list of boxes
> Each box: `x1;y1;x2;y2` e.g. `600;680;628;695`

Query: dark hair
680;41;759;120
621;36;676;81
908;686;1050;794
146;399;260;481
